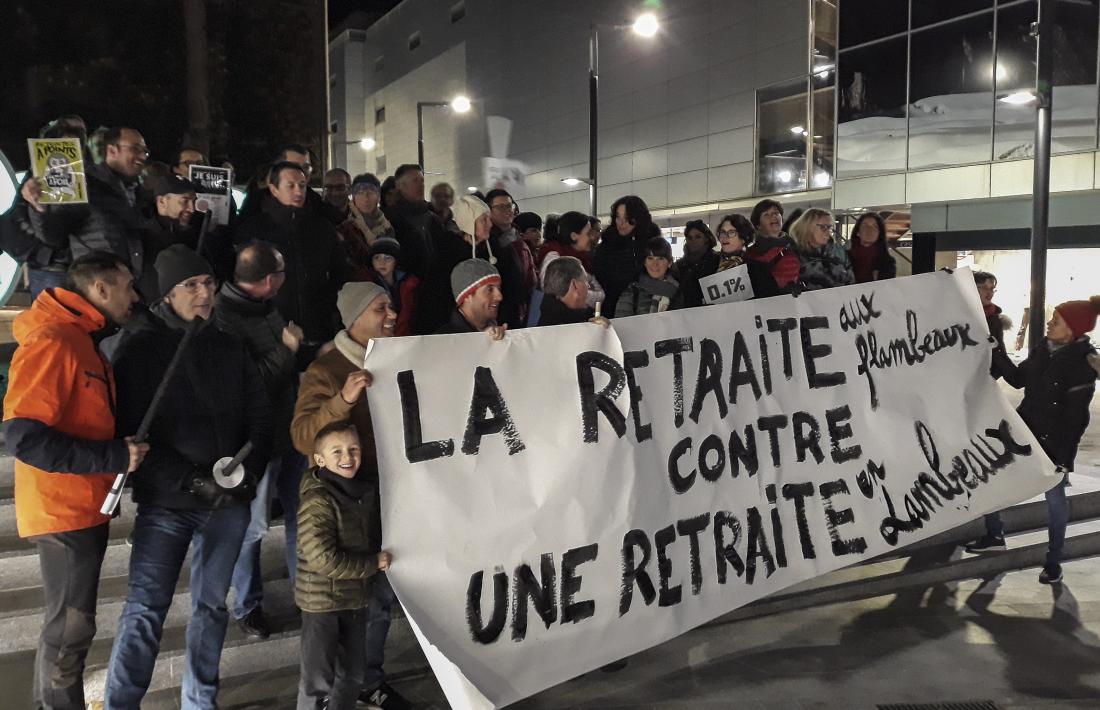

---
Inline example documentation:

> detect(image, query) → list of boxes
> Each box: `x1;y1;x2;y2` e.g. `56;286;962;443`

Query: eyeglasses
814;223;835;235
117;143;150;156
490;203;514;213
717;229;740;239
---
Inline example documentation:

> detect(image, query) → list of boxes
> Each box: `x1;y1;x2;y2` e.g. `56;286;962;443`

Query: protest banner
700;263;754;304
188;164;233;226
364;269;1059;709
27;137;87;204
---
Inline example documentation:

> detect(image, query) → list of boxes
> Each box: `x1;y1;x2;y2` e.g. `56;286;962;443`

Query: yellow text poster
27;138;87;204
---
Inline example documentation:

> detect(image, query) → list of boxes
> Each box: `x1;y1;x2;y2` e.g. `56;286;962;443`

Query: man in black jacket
385;164;446;280
20;126;148;295
537;256;595;326
234;161;351;360
104;245;272;708
215;241;306;640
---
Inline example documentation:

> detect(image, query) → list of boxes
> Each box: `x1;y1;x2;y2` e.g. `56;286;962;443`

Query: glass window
756;79;809;194
836;37;908;177
839;0;907;50
912;0;994;29
811;72;836;188
994;0;1099;159
813;0;838;72
908;13;995;169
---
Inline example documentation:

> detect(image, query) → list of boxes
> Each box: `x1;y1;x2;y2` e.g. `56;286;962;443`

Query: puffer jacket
994;337;1098;469
798;241;855;291
3;288;130;537
615;273;683;317
672;251;719;308
295;468;380;613
28;162;145;277
112;303;272;509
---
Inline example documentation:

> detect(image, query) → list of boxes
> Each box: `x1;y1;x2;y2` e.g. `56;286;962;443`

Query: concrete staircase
0;453;434;709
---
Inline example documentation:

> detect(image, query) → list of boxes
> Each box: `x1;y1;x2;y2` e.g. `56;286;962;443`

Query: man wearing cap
966;295;1100;585
139;175;198;299
435;258;505;335
291;281;411;710
367;236;420;336
105;245;272;708
214;241;306;640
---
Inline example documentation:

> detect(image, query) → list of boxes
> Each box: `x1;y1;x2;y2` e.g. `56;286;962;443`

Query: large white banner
364;269;1058;709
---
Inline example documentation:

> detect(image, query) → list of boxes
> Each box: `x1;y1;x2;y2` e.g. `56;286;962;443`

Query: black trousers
297;607;368;710
32;522;109;710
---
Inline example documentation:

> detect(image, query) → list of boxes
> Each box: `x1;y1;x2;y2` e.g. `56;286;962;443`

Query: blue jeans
984;472;1069;566
363;573;395;692
28;268;68;300
103;503;250;709
231;450;304;618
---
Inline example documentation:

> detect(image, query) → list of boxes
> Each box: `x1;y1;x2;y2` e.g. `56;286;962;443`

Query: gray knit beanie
337;281;387;328
450;259;501;305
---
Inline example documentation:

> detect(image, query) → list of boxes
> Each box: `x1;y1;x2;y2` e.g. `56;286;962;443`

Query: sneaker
236;607;270;639
964;535;1006;553
359;682;411;710
1039;564;1063;585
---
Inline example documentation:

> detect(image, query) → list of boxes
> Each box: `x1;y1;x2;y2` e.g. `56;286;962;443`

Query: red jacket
4;289;129;537
746;234;800;289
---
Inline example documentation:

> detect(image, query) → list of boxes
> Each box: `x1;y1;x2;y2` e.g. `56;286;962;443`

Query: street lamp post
585;13;658;216
417;96;471;171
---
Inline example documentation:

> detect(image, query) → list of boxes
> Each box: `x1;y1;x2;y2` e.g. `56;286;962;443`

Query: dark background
0;0;398;184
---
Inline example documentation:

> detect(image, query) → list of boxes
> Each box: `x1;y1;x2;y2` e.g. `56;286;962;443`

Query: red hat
1055;296;1100;339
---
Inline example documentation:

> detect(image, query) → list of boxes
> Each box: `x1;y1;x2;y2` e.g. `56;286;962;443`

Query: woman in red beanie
966;296;1100;584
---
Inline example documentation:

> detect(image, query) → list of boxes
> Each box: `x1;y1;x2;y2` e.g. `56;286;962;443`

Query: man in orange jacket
3;251;148;710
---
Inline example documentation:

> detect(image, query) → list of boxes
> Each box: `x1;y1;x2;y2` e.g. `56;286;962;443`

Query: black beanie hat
156;244;213;298
514;212;542;232
369;236;401;259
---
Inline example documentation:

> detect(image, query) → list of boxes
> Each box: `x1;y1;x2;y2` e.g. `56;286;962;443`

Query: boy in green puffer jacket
296;421;392;710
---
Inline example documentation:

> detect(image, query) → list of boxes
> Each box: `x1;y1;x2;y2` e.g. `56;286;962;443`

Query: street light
561;177;592;187
358;137;376;150
588;14;660;214
417;95;473;170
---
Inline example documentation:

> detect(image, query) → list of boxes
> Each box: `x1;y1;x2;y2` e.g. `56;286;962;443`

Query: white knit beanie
452;195;496;264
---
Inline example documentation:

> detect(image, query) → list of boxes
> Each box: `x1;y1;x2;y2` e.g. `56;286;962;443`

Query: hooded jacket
112;303;272;509
994;337;1098;469
295;468;380;612
4;288;130;537
234;197;352;346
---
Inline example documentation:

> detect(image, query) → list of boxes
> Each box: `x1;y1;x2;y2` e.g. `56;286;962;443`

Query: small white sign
699;263;754;304
189;165;233;226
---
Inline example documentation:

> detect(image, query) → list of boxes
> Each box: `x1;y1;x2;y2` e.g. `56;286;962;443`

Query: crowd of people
1;114;1098;710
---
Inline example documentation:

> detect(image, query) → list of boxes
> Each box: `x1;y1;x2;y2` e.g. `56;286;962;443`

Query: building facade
330;0;1100;326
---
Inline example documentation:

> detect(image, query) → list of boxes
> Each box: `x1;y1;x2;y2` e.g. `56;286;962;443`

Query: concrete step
0;524;290;618
80;603;428;704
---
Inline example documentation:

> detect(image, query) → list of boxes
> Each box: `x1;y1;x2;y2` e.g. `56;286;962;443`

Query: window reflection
908;13;995;169
836;37;908;177
812;72;836;187
839;0;907;50
911;0;993;29
756;79;809;194
994;0;1099;159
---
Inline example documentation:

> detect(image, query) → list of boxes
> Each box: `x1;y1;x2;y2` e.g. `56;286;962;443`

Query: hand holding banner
365;269;1057;709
